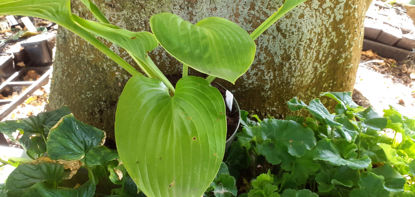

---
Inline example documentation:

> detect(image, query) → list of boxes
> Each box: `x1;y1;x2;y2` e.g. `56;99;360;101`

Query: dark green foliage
1;107;136;196
0;107;70;159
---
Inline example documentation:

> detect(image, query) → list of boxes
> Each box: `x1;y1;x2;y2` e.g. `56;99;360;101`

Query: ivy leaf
247;172;279;197
281;189;318;197
307;99;341;127
372;164;406;192
47;114;105;161
287;97;307;111
350;172;390;197
6;162;65;197
150;13;256;83
253;119;316;158
313;139;371;170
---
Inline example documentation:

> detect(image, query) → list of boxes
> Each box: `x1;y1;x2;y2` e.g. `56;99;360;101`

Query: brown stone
396;34;415;50
364;18;382;40
363;39;411;61
377;23;402;45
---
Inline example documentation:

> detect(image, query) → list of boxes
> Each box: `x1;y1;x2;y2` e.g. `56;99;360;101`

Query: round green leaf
313;139;371;170
150;13;256;83
115;76;227;197
47;114;105;161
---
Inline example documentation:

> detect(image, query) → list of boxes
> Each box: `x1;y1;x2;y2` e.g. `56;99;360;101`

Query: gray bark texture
49;0;372;141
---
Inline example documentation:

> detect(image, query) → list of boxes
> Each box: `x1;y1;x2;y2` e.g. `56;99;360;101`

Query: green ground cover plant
214;92;415;196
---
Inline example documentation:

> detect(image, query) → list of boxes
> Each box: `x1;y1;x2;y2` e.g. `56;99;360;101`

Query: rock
396;33;415;50
0;55;14;79
364;19;383;40
363;39;411;61
377;23;403;45
398;98;405;106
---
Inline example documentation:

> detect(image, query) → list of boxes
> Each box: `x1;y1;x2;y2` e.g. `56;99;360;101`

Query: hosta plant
0;0;306;196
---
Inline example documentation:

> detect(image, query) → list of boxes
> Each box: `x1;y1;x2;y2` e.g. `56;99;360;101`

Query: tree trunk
49;0;372;141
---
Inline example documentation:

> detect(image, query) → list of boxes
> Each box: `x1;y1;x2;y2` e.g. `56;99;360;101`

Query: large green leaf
313;139;371;170
47;114;105;161
29;180;95;197
321;92;358;110
287;97;307;111
307;99;341;127
350;172;390;197
254;119;316;158
115;76;226;197
150;13;256;83
372;164;405;192
6;162;65;197
84;146;118;166
315;166;359;194
280;154;320;187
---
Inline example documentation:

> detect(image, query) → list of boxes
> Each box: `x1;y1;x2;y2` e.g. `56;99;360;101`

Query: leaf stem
68;16;141;77
250;0;306;40
0;158;10;166
206;76;216;83
66;26;141;77
87;167;97;185
182;64;189;77
250;7;284;40
392;131;398;148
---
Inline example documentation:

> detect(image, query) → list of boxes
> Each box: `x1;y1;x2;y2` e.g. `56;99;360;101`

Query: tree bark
49;0;372;141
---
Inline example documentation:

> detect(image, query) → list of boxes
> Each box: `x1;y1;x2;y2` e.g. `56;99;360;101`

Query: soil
167;75;240;141
354;50;415;117
361;50;413;85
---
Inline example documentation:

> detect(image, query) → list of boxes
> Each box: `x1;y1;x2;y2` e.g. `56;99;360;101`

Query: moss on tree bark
49;0;372;141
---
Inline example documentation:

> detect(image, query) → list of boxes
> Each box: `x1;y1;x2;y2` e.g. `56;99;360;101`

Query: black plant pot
211;82;241;151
